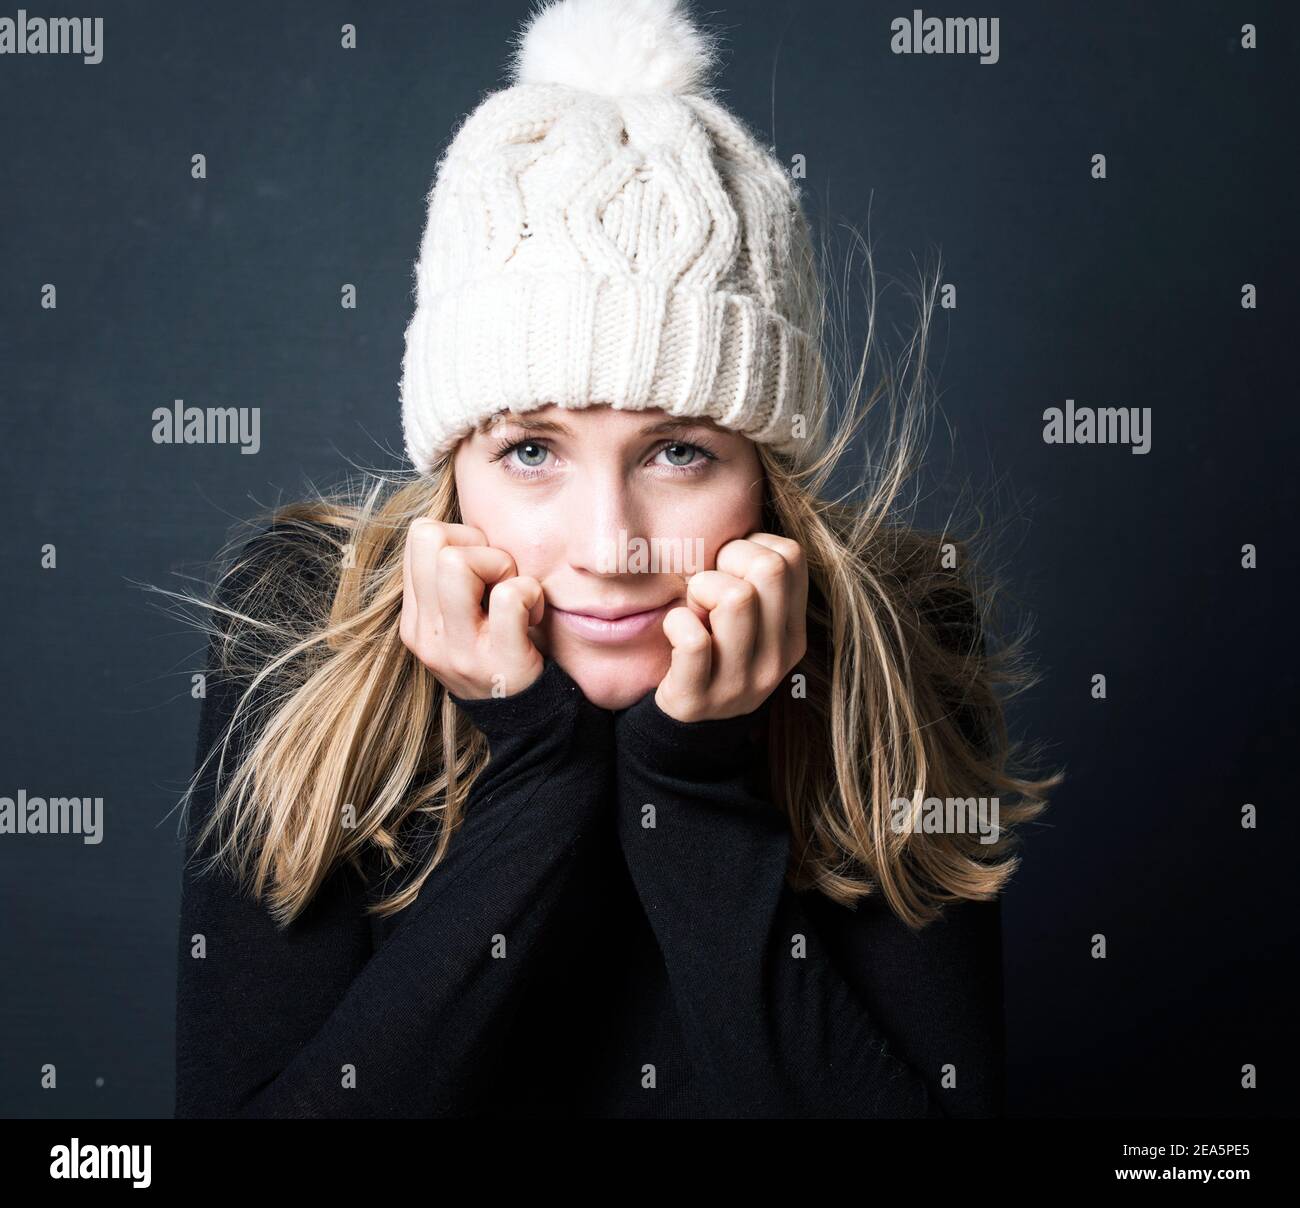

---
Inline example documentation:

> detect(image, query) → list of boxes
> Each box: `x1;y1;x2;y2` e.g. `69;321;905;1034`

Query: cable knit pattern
399;0;829;472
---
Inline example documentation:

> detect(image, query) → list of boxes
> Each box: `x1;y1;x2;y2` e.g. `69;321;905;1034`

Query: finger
743;532;808;639
407;518;458;644
678;573;711;627
684;569;758;693
486;576;544;688
660;605;712;706
715;537;792;669
405;520;489;629
434;543;518;648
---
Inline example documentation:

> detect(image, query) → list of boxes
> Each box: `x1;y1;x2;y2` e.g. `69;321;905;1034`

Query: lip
549;602;673;644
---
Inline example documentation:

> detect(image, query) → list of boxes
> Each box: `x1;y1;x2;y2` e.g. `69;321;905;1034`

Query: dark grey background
1;0;1294;1118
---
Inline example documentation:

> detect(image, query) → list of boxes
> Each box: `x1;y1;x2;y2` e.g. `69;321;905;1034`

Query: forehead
475;404;729;440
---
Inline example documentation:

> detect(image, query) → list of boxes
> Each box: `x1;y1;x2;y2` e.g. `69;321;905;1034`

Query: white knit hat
399;0;828;474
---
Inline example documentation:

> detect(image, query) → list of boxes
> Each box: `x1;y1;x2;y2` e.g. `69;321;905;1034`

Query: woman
173;0;1055;1119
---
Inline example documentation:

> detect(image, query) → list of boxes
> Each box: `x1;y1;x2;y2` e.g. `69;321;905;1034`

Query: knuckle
409;517;443;550
679;631;711;656
751;550;787;582
488;580;520;610
449;521;486;545
772;535;803;563
435;543;464;571
722;581;757;609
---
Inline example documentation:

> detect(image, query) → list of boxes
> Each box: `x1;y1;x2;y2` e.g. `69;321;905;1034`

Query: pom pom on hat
507;0;723;97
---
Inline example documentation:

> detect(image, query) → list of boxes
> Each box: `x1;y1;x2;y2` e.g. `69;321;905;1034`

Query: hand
654;532;808;723
399;518;545;701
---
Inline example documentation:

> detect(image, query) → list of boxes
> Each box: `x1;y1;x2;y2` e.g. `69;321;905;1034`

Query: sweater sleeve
611;693;1003;1119
174;530;615;1119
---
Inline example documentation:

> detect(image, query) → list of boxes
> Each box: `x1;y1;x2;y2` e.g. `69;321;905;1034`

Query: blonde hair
170;238;1059;932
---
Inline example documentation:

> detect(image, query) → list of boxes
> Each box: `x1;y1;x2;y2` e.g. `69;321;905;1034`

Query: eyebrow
480;413;725;439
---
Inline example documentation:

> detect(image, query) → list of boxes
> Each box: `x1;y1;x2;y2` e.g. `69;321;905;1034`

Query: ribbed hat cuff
399;272;819;472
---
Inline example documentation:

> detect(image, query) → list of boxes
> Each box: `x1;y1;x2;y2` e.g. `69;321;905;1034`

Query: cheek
649;482;763;565
456;472;557;577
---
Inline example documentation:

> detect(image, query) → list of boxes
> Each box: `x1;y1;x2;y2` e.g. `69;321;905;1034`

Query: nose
565;463;644;578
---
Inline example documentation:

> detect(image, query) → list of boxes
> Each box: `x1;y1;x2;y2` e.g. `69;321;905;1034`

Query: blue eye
488;438;553;478
653;440;718;472
512;441;548;468
660;442;698;467
488;435;718;479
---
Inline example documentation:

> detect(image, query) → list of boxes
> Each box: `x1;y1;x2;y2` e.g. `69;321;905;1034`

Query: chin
550;642;667;711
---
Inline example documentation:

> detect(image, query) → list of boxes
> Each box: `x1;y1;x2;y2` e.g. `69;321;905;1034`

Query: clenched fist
399;518;545;701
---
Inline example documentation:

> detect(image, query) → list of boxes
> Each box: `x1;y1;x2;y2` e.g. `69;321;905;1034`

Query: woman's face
453;404;764;710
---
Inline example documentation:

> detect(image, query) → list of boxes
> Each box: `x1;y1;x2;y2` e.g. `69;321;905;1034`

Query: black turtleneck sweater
173;527;1005;1119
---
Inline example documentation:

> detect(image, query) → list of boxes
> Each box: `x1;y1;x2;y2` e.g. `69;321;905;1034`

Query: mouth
547;602;674;644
